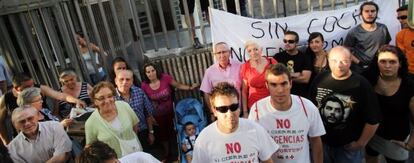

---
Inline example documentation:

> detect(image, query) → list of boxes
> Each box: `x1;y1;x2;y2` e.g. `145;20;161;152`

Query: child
181;122;198;163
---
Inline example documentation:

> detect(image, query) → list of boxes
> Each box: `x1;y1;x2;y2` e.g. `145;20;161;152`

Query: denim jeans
323;143;364;163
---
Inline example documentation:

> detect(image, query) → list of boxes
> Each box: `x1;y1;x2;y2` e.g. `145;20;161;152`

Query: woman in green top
85;81;141;158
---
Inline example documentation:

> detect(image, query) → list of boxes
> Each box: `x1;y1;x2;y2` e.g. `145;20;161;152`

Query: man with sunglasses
396;5;409;29
193;82;278;163
248;63;325;163
273;31;312;98
395;5;414;75
309;46;381;163
200;42;242;121
344;1;391;73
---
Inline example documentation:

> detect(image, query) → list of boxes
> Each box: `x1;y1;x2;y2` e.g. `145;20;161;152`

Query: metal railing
0;0;370;89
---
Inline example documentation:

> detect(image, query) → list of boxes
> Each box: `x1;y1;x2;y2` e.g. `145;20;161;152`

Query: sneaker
193;37;203;49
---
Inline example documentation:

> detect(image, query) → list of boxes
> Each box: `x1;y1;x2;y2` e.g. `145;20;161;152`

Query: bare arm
391;97;414;150
133;123;139;133
291;70;312;84
345;123;379;150
203;93;212;113
170;79;198;91
40;85;85;108
0;81;6;94
406;97;414;149
46;152;70;163
0;95;10;145
261;159;273;163
241;80;249;117
309;136;323;163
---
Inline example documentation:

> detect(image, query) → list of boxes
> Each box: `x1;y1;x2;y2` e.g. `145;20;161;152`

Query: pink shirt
141;74;173;116
200;59;242;94
240;57;276;109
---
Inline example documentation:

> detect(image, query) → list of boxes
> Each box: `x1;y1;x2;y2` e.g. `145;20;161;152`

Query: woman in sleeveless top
364;45;414;163
241;41;277;117
55;68;93;118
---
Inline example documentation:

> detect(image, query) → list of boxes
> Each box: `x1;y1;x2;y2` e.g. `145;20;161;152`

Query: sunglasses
283;39;296;44
214;103;239;113
397;15;407;20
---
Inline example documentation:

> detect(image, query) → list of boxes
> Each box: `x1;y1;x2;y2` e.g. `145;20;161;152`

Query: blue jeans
323;144;364;163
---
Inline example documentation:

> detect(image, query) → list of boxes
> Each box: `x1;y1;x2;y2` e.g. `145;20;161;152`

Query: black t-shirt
273;51;312;97
309;71;381;146
375;78;414;141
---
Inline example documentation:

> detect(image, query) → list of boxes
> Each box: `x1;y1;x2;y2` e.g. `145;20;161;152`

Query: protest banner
210;0;399;62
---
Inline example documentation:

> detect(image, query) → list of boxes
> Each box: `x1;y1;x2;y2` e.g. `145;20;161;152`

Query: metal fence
0;0;403;89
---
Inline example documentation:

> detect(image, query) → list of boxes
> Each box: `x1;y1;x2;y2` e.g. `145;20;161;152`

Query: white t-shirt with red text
248;95;325;163
192;118;278;163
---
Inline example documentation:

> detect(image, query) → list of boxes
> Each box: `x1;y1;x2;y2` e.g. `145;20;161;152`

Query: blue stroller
174;98;207;163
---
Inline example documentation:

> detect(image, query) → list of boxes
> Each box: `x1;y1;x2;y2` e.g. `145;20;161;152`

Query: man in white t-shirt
248;63;325;163
193;82;278;163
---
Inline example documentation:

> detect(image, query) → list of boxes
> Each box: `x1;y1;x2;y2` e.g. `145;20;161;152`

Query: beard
362;16;377;24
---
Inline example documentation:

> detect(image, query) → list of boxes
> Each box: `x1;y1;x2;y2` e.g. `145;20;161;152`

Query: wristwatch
149;130;155;134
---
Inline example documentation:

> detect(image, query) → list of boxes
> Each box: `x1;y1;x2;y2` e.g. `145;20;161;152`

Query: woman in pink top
241;41;277;117
141;62;198;162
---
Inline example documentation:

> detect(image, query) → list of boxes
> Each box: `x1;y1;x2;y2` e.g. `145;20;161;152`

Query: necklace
376;77;401;96
314;52;326;72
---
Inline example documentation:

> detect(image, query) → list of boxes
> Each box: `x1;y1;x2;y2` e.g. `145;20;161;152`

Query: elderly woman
17;87;73;127
240;41;277;117
85;81;142;158
141;62;198;162
364;45;414;163
55;67;93;118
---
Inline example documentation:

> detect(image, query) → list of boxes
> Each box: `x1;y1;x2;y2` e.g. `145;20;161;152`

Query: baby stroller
174;98;207;163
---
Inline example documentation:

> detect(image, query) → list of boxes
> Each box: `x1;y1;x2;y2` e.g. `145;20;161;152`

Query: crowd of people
0;1;413;163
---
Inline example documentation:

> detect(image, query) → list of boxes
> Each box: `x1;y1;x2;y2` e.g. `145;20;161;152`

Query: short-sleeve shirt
8;121;72;163
240;58;277;108
396;28;414;74
200;60;242;94
141;74;174;116
119;151;161;163
192;119;278;162
344;23;391;65
116;85;154;130
309;72;381;146
248;96;325;163
274;51;312;97
85;101;140;158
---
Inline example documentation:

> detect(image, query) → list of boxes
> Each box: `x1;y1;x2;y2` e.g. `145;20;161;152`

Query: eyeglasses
214;103;239;113
95;94;115;102
283;39;296;44
215;50;229;55
397;15;407;20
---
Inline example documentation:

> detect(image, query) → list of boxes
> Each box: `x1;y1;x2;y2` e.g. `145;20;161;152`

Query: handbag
98;115;142;157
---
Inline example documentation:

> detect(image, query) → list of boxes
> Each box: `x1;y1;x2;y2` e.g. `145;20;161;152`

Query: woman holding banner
240;41;277;117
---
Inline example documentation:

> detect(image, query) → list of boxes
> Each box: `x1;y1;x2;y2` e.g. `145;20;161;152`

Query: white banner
210;0;400;62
